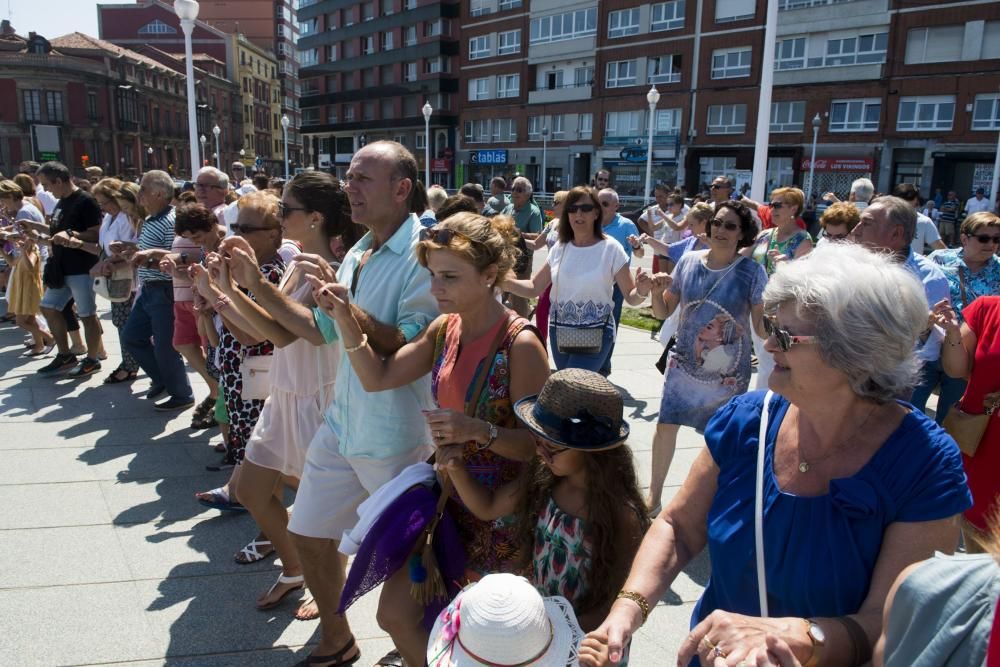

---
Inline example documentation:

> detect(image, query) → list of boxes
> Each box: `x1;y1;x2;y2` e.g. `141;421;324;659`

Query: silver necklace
798;404;878;473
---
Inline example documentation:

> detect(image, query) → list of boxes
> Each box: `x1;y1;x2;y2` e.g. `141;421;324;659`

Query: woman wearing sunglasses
311;211;549;667
587;242;971;667
503;185;651;372
645;200;766;515
912;212;1000;424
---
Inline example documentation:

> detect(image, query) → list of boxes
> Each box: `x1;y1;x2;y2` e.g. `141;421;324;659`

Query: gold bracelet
344;333;368;353
616;590;650;625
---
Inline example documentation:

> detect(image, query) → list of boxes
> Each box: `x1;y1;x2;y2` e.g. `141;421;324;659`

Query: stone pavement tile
612;368;668;401
101;473;242;527
0;524;133;587
633;447;701;490
632;600;699;662
113;636;398;667
1;442;208;485
0;416;217;450
0;481;111;529
0;581;163;666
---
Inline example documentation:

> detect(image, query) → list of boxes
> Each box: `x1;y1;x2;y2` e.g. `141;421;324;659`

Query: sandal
296;636;360;667
374;649;404;667
190;396;218;429
104;368;138;384
25;344;54;357
196;487;246;513
234;537;274;564
257;573;305;610
294;594;320;621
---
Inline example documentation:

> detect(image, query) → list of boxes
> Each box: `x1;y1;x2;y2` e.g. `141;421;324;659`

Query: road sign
254;156;264;171
619;145;647;163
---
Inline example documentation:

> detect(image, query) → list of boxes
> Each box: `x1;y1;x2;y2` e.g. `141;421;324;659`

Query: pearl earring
309;223;316;229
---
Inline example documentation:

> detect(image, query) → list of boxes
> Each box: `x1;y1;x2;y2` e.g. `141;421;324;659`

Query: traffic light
81;155;90;167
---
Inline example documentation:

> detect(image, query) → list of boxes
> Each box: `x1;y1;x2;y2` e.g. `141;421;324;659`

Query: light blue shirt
313;213;439;458
904;248;951;362
602;213;640;263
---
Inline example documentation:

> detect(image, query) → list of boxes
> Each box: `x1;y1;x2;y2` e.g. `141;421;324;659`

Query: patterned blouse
928;248;1000;321
431;313;537;574
533;496;592;605
750;228;812;276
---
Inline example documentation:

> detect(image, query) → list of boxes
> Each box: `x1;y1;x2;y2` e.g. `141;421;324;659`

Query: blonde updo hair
237;190;281;228
92;177;124;202
417;212;519;286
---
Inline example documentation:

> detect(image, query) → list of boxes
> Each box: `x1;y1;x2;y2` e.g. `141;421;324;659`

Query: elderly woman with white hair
582;242;971;667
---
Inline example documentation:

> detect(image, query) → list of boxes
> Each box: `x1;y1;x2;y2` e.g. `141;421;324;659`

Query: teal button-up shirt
313;213;439;458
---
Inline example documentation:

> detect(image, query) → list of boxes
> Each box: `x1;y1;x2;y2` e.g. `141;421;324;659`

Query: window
464;119;491;143
707;104;747;134
343;105;355;122
499;0;521;8
138;19;177;35
775;37;805;70
574;66;594;87
87;91;98;119
716;0;754;23
608;8;640;38
405;26;417;46
579;113;593;139
606;60;637;88
647;55;681;84
904;26;963;64
550;114;565;137
382;0;395;15
23;90;41;122
829;98;880;132
897;96;954;131
770;101;805;132
362;2;375;20
528;115;564;139
470;0;492;17
651;0;685;32
404;62;417;81
363;35;375;55
363;101;375;120
405;0;416;9
380;64;395;84
493;118;516;142
605;111;641;137
469;35;491;59
544;70;564;90
301;48;318;66
498;30;520;55
973;94;1000;131
711;48;751;79
528;116;543;139
497;73;519;98
382;31;394;50
530;9;597;45
469;77;489;101
425;19;446;37
425;56;448;73
655;108;681;133
825;32;887;66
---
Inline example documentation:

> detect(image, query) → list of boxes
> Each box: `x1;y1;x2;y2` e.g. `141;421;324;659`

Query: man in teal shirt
502;176;543;316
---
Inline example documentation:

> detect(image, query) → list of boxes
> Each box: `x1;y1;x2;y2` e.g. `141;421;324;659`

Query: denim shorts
40;273;98;317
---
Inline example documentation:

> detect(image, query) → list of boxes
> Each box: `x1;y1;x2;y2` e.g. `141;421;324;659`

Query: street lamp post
174;0;201;180
644;86;660;206
806;113;821;204
541;125;549;195
199;134;206;168
281;115;290;180
212;125;221;170
147;146;154;170
422;101;433;186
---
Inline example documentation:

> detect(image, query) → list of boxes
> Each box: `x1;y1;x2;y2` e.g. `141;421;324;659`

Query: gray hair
850;178;875;203
598;187;619;204
141;170;175;200
197;166;230;190
512;176;532;194
870;195;917;245
763;242;928;402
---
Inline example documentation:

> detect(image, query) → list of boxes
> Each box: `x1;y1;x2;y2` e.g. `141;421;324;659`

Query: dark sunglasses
970;234;1000;245
710;218;740;231
278;202;309;218
763;316;817;352
230;223;276;234
565;204;596;214
711;183;730;190
769;201;786;209
600;201;615;208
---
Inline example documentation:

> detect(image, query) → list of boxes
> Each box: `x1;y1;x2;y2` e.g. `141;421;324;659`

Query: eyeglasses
278;202;309;218
769;201;785;209
970;234;1000;245
710;218;740;231
565;204;596;214
600;201;615;208
535;438;569;465
763;316;818;352
596;177;609;183
195;182;224;190
511;187;527;193
711;183;730;190
231;223;277;234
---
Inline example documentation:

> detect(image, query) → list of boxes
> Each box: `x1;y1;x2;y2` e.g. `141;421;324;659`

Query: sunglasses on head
970;233;1000;245
710;218;740;231
278;201;308;218
763;316;818;352
419;225;484;247
565;204;596;214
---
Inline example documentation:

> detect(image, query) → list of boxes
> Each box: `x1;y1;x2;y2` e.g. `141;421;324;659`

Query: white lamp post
199;134;206;167
541;125;549;195
212;124;221;170
806;113;821;204
644;85;660;206
422;101;433;186
281;114;290;180
147;145;153;169
174;0;201;180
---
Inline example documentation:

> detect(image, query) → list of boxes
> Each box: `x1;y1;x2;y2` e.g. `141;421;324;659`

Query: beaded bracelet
616;590;650;625
344;333;368;353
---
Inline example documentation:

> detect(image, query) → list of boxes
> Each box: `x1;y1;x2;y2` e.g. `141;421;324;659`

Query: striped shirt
137;206;176;284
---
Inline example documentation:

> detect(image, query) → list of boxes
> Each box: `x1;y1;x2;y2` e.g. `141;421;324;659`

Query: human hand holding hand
579;631;612;667
931;299;960;338
635;267;653;296
627;234;642;250
676;611;812;667
434;444;465;474
588;600;644;666
51;231;72;247
304;273;350;320
293;252;337;285
424;409;487;447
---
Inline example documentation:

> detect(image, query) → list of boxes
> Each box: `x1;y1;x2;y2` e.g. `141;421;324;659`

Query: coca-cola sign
800;157;874;172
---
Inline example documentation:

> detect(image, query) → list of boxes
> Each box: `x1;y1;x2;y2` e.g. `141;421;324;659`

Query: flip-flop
373;649;404;667
257;573;305;610
25;344;54;357
296;636;360;667
235;538;274;564
196;487;246;512
294;594;320;621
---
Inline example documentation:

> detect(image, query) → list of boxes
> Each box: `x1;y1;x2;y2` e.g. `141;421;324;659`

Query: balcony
603;130;681;147
528;83;592;105
528;36;596;65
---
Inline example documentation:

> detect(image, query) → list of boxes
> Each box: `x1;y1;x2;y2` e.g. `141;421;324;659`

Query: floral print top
928;248;1000;321
533;496;592;606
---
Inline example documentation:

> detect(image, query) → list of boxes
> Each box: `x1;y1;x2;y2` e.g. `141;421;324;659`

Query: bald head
598;188;619;224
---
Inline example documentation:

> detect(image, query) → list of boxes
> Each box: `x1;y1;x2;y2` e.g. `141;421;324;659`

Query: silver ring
712;646;727;659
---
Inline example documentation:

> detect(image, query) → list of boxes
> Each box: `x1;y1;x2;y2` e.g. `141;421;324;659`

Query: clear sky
8;0;135;40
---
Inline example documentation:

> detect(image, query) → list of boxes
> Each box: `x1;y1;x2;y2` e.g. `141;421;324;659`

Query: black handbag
655;336;676;374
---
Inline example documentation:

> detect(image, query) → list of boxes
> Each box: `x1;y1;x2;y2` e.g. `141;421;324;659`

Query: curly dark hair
513;445;649;621
174;203;218;235
710;200;757;248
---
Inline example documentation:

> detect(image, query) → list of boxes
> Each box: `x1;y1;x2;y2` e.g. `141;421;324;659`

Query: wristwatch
802;619;826;667
477;422;498;451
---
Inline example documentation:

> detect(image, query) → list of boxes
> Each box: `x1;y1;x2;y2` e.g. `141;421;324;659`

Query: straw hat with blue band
513;369;629;450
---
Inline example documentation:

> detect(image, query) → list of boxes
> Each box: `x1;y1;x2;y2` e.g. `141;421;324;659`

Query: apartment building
297;0;461;183
232;33;285;172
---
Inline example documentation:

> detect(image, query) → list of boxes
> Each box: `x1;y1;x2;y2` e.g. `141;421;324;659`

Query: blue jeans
910;358;967;424
122;282;192;401
598;285;625;376
550;324;615;373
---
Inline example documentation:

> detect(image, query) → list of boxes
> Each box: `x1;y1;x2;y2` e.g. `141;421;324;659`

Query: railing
779;0;856;9
603;131;680;146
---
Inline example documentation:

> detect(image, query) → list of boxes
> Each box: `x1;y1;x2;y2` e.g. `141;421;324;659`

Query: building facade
296;0;461;183
231;33;285;172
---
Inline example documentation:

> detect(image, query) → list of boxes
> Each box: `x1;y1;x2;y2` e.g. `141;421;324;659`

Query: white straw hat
427;573;583;667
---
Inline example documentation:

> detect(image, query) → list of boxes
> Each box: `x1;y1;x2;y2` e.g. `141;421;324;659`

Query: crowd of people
1;147;1000;667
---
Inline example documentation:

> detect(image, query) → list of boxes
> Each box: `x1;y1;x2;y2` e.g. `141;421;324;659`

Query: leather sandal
256;573;305;610
234;537;273;564
296;636;360;666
